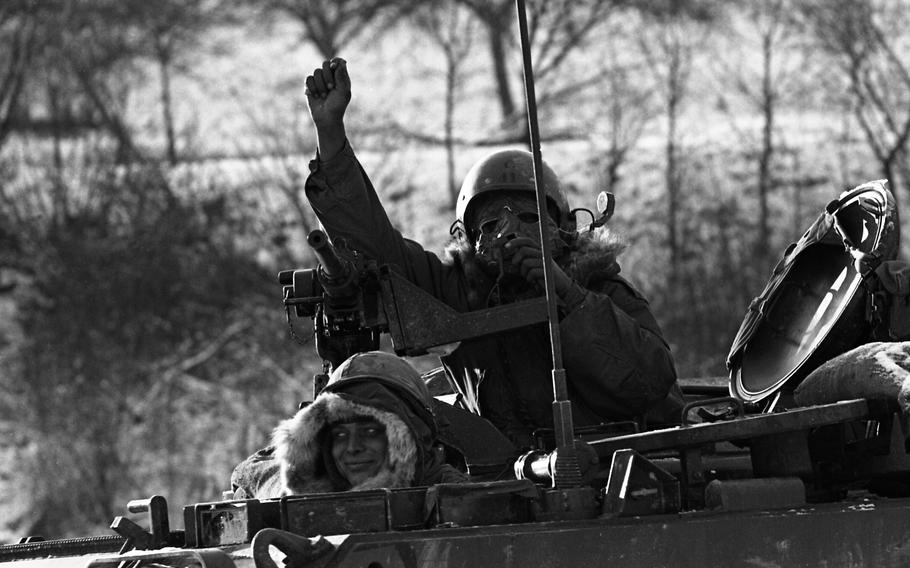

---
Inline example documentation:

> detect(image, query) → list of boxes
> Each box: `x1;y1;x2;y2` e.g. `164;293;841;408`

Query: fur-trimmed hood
273;389;419;495
444;226;627;308
271;357;450;496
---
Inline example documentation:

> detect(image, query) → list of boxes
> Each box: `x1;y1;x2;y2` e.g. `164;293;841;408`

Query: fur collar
444;226;627;308
272;392;418;496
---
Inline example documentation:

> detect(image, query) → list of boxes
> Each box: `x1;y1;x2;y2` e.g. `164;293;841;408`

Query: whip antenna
515;0;580;488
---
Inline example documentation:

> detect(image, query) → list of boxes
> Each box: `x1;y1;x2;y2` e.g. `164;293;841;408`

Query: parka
304;143;683;448
231;351;466;498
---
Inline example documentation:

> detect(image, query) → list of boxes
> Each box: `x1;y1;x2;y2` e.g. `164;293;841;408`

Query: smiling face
329;419;389;486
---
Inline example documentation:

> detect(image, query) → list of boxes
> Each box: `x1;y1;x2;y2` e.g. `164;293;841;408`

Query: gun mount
280;229;549;371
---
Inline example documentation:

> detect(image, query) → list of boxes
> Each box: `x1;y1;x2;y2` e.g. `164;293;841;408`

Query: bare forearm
315;119;346;162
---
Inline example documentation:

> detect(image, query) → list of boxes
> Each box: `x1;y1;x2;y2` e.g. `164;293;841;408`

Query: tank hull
319;499;910;568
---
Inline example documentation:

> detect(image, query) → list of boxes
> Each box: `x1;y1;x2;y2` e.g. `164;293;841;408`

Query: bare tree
0;1;244;166
712;0;804;268
258;0;409;59
452;0;515;124
455;0;618;134
0;2;114;173
121;0;237;165
639;17;700;283
587;22;656;195
799;0;910;225
230;83;320;258
0;2;38;151
410;2;476;205
0;157;292;535
454;0;726;138
38;2;147;163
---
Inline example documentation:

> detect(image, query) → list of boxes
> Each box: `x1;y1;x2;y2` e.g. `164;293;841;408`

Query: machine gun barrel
307;229;359;301
308;229;347;280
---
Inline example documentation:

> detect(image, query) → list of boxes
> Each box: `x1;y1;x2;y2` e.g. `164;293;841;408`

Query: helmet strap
449;219;466;239
558;227;579;247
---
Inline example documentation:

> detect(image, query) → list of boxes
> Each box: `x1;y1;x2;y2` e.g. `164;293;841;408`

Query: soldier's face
329;419;388;486
472;194;560;267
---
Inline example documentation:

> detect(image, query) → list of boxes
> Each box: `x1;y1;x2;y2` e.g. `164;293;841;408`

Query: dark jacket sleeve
305;141;463;304
560;275;679;418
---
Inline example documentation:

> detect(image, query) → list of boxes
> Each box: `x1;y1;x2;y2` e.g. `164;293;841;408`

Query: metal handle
682;396;745;426
251;528;334;568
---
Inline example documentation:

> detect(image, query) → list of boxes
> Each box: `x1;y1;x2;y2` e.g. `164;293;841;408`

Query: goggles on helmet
472;196;562;273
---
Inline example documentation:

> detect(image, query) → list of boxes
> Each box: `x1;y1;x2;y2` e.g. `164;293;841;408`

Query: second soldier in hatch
232;351;466;498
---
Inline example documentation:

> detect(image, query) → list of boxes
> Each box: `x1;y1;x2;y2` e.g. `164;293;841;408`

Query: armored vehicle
4;1;910;563
4;178;910;567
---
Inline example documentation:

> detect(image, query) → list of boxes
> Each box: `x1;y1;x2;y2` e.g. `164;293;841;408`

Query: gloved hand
504;237;586;311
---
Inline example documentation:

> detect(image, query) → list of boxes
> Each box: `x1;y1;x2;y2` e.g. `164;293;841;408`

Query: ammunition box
183;499;280;547
387;487;427;530
430;481;536;527
281;490;390;537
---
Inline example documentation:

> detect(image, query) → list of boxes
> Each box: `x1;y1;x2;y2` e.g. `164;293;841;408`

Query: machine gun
279;228;551;391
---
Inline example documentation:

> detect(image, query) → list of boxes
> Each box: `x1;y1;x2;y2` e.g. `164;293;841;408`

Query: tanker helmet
327;351;432;410
455;149;575;238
